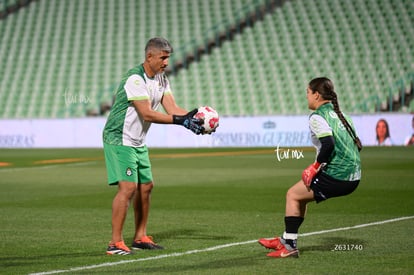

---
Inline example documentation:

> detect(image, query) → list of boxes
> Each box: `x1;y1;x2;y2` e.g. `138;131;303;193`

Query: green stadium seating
0;0;412;118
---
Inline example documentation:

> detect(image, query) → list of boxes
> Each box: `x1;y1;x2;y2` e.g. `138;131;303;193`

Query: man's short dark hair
145;37;173;54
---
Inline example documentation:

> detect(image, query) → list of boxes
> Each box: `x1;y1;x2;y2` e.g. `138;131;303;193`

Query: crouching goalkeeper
258;77;362;258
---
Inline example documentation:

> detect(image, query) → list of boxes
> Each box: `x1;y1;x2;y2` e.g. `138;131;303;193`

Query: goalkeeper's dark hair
309;77;363;151
145;37;173;55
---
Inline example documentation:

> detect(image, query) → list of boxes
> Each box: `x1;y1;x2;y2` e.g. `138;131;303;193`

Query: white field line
29;215;414;275
0;161;100;172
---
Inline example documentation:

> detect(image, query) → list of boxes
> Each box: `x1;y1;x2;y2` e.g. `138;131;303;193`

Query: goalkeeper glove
301;162;325;191
173;109;204;135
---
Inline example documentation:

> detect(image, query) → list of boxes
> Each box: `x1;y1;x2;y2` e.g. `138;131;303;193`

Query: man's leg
133;182;153;240
111;181;137;244
131;182;163;249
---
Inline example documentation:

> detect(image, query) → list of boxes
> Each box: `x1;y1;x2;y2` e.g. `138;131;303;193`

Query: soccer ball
194;106;219;134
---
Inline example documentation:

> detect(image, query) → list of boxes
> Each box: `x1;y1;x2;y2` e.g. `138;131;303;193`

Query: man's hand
173;109;204;135
302;162;323;191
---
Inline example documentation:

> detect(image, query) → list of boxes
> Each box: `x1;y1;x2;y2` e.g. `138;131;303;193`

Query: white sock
283;232;298;240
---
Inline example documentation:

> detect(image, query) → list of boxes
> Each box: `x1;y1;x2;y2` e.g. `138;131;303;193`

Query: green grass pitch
1;146;413;274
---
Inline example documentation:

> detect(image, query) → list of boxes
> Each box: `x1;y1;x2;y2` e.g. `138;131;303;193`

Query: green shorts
103;143;153;185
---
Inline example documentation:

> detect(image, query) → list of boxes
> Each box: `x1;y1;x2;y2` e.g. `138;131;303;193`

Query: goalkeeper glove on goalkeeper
301;162;325;191
173;109;204;135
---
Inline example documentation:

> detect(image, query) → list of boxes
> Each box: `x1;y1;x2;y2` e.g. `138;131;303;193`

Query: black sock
285;216;304;233
284;216;304;249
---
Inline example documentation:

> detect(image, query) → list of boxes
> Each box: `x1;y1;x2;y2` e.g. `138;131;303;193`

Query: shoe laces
138;236;155;244
114;241;131;252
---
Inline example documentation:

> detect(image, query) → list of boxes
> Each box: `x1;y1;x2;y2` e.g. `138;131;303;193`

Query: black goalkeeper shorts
310;172;360;203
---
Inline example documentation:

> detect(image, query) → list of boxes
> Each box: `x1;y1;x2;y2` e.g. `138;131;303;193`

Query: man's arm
161;93;188;115
132;98;204;135
132;99;173;124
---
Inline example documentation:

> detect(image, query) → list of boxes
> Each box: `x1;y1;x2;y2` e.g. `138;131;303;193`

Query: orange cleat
106;241;133;255
132;236;164;250
258;237;285;250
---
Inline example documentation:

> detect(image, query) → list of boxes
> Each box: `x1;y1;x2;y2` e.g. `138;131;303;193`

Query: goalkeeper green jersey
103;64;172;147
309;103;361;181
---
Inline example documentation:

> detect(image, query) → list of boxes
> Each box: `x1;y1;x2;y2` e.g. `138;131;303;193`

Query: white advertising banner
0;118;106;148
0;114;412;148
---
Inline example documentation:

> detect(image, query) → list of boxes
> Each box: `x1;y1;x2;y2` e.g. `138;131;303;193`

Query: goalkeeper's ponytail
331;91;363;151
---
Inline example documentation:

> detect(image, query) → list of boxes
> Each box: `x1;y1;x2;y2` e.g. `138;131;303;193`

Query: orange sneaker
132;236;164;250
106;241;133;255
258;237;285;250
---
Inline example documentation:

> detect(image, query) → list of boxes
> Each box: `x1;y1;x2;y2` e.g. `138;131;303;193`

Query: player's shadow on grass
155;228;233;241
300;236;368;254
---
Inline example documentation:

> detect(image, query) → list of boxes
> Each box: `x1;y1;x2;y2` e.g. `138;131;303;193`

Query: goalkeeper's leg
281;181;314;251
